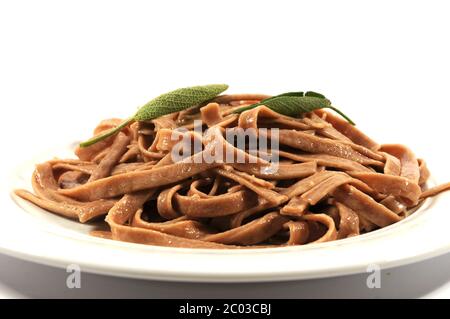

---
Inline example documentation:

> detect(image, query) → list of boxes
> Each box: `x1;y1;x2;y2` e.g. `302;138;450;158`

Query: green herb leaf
233;91;355;125
134;84;229;121
80;84;229;147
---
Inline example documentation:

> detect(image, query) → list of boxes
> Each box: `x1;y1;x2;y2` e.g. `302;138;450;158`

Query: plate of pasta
2;84;450;282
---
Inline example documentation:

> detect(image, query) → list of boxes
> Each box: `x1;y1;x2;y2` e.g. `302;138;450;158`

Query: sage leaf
134;84;229;121
80;84;228;147
233;91;355;125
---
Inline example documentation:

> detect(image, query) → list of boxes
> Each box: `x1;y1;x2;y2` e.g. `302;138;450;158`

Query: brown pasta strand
13;94;450;249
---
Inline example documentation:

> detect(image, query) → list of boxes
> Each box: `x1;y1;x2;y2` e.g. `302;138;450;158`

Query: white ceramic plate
1;142;450;283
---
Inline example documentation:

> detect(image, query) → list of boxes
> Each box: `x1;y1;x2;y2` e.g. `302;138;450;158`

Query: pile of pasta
15;94;450;248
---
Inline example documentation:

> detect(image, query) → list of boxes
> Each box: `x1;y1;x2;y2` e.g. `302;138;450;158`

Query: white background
0;0;449;298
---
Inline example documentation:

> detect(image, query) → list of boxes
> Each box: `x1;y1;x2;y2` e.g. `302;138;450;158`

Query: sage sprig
233;91;355;125
80;84;229;147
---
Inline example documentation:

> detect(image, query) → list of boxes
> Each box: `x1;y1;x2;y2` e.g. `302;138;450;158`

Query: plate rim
2;143;450;283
